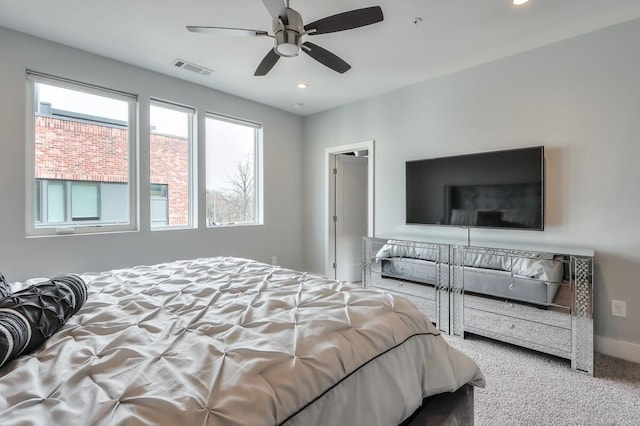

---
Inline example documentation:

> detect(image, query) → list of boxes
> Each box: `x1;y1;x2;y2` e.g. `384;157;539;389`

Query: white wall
0;27;305;280
303;19;640;359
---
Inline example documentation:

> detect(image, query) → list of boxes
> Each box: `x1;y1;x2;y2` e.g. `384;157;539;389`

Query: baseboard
595;335;640;364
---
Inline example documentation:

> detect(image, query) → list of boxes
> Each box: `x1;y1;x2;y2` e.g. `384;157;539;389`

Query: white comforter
0;257;484;425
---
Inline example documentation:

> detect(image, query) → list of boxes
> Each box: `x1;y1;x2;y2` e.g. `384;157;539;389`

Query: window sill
26;225;138;238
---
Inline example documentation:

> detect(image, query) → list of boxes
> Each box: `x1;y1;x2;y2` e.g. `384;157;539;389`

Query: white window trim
25;71;139;237
149;98;198;231
205;112;263;228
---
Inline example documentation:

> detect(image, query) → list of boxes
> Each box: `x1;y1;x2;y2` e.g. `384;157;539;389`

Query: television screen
406;146;544;230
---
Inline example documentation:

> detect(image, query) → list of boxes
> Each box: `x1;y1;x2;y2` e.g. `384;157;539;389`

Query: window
149;100;196;229
34;180;128;225
46;181;66;223
71;182;99;221
205;114;262;227
26;72;137;235
150;183;169;227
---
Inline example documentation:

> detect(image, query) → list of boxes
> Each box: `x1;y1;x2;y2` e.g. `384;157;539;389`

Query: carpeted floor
444;334;640;426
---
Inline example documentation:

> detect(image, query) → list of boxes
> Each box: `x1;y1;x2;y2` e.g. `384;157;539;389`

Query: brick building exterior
35;115;189;226
149;132;190;226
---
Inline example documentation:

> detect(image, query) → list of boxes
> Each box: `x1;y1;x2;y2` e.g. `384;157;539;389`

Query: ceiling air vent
172;59;214;76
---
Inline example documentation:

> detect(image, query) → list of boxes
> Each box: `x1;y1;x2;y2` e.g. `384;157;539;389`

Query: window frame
25;71;138;236
205;112;263;228
149;99;197;231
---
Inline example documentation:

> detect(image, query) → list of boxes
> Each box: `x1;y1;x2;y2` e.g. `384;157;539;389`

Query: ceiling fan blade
261;0;288;24
302;42;351;74
304;6;383;35
187;26;269;37
254;49;280;76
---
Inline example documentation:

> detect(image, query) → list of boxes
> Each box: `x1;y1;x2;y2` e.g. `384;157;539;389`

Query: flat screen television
406;146;544;230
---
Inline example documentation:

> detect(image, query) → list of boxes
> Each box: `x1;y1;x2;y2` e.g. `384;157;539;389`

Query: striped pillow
0;274;87;368
0;273;9;299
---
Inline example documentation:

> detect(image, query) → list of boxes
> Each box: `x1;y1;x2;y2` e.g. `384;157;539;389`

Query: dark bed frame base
401;384;474;426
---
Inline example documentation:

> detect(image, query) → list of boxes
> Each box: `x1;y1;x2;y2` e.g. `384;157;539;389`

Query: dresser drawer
464;307;571;353
371;275;436;300
464;294;571;329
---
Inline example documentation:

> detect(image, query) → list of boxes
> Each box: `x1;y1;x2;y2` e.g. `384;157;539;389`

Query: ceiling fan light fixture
272;8;303;57
274;28;301;57
275;42;300;57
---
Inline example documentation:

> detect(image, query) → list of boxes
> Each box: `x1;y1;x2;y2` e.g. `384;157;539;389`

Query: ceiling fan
187;0;384;76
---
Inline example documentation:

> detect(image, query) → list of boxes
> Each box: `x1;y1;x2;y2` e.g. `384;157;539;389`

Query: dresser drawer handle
509;283;515;290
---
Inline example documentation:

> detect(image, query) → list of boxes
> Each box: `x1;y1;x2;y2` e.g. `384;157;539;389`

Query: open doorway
324;141;374;282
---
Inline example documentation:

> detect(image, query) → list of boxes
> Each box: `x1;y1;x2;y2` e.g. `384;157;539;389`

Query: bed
0;257;485;425
375;240;565;306
369;240;448;329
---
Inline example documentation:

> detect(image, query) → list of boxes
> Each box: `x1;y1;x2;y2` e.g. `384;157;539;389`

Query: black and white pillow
0;273;10;299
0;274;87;368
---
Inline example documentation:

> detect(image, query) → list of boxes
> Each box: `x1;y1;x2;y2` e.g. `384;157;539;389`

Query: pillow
500;209;538;228
450;209;477;226
8;277;49;293
0;274;87;368
511;257;564;282
375;240;439;261
0;273;9;299
464;250;562;281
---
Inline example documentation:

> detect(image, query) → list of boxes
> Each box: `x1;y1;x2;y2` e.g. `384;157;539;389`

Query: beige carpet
444;334;640;425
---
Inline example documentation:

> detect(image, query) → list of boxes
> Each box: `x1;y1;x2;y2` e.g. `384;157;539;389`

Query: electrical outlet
611;300;627;318
271;256;278;266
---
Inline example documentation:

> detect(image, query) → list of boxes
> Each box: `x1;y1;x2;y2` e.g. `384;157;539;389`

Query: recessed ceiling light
513;0;529;5
297;82;308;89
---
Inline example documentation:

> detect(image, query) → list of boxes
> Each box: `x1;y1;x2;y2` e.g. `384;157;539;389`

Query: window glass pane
151;198;168;225
151;182;169;226
37;84;128;121
150;102;193;228
29;74;135;234
71;182;99;220
205;115;257;226
150;183;168;198
47;181;65;223
101;183;129;223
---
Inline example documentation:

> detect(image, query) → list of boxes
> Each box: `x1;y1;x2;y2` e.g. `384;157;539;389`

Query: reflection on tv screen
406;146;544;231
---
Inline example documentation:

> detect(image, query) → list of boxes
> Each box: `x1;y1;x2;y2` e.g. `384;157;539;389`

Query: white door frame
324;140;375;279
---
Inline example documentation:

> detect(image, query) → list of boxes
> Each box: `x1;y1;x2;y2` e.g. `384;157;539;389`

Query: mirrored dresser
451;244;594;375
363;237;451;333
362;237;594;375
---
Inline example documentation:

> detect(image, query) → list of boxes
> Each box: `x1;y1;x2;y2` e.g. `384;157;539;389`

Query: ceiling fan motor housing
273;8;303;57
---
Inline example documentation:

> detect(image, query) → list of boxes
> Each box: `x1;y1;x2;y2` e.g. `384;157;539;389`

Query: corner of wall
595;335;640;364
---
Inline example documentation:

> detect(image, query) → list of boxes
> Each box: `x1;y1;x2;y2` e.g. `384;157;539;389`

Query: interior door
334;154;368;282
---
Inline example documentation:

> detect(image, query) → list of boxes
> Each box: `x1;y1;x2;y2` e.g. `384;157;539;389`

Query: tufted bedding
0;257;484;425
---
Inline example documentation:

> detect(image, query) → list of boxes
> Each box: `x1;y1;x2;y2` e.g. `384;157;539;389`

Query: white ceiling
2;0;640;116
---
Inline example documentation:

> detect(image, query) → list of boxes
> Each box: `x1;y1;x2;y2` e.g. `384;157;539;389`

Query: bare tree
226;156;254;222
206;157;254;225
